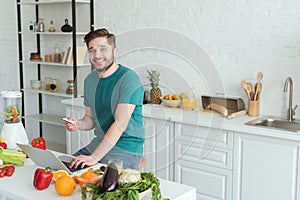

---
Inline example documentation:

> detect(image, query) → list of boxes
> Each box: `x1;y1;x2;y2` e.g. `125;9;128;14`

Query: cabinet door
175;159;232;200
65;106;94;155
143;117;174;181
174;123;233;200
233;133;299;200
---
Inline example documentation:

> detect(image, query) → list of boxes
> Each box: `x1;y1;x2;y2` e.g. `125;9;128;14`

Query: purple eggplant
100;163;119;192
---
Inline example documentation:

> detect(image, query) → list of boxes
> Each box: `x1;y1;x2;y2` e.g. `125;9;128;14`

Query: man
65;28;144;169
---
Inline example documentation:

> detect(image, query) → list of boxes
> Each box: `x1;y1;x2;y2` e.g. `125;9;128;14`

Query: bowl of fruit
161;94;181;108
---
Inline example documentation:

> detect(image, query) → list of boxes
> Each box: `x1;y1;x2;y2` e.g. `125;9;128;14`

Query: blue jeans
73;147;141;170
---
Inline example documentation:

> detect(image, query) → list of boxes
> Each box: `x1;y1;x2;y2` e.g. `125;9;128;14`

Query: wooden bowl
160;97;181;108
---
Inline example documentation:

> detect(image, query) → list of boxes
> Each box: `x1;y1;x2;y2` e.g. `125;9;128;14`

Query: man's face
88;37;117;73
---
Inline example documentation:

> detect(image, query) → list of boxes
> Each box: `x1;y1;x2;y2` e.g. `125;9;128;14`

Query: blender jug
1;91;28;149
2;91;22;123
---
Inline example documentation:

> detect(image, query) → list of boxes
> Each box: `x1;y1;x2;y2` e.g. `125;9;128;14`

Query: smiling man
65;28;144;170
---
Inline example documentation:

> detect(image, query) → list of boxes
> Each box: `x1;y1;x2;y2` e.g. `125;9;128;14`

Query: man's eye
89;50;96;54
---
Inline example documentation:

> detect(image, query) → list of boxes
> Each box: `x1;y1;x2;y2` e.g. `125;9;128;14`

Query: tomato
0;171;5;177
6;171;13;177
9;166;15;172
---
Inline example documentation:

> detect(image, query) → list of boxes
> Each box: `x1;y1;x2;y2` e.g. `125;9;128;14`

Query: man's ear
114;47;118;59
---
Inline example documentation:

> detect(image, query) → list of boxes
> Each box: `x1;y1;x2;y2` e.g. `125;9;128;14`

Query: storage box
201;95;245;113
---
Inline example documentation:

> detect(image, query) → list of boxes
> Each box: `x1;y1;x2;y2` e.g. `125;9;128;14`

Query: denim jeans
73;147;141;170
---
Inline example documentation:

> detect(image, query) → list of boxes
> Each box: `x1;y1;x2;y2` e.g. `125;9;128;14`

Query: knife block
201;95;245;113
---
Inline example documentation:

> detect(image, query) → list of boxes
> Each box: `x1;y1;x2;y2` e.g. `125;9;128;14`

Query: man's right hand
65;116;79;131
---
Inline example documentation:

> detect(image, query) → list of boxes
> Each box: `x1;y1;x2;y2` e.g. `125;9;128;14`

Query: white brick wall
1;0;300;119
95;0;300;118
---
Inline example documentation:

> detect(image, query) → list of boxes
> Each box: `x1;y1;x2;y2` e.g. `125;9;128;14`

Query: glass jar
44;77;51;90
53;44;61;63
66;80;74;94
37;18;45;32
49;79;58;92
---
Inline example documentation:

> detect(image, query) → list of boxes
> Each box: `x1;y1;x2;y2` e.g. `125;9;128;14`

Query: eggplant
100;163;119;192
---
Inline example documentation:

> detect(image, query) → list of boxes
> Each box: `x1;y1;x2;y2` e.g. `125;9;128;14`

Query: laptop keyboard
61;161;89;172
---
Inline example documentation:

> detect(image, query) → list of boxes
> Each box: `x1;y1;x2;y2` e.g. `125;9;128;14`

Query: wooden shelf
21;60;90;68
19;0;90;6
23;113;64;127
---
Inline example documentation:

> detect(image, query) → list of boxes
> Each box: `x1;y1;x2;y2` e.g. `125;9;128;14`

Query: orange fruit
80;168;97;180
52;170;69;181
78;168;97;187
55;175;76;196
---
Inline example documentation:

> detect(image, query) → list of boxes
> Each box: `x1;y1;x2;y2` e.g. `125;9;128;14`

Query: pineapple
147;69;162;104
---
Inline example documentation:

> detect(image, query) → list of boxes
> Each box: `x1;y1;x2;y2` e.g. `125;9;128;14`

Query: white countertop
61;98;300;142
0;156;196;200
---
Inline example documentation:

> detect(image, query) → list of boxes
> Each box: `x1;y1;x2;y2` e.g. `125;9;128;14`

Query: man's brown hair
84;28;116;48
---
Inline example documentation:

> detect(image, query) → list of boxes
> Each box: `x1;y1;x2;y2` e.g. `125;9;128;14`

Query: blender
0;91;29;149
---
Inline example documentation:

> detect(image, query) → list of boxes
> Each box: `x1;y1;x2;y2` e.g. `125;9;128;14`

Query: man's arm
66;106;95;131
91;103;135;160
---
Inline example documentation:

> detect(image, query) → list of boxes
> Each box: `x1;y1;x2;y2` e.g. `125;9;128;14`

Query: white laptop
16;143;89;174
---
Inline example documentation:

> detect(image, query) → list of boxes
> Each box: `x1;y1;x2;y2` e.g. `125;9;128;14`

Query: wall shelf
18;0;90;6
16;0;94;151
23;113;64;127
22;88;77;98
21;60;90;68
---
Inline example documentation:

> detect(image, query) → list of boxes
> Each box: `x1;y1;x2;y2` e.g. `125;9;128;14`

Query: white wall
94;0;300;118
0;0;19;91
1;0;300;119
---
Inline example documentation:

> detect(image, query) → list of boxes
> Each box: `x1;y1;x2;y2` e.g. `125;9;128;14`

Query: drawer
175;123;233;150
175;140;233;170
175;159;232;200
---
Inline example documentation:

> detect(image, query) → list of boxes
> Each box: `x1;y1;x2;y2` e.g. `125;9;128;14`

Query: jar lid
67;80;74;83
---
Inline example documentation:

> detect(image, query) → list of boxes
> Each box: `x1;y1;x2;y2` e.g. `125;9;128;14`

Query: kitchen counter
61;98;300;142
0;155;196;200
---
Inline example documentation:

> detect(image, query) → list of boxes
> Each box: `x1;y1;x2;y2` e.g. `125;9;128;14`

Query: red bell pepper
11;107;18;123
33;167;53;190
31;137;46;150
0;142;7;149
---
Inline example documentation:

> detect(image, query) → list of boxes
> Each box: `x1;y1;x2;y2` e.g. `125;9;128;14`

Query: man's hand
65;116;80;131
69;155;98;169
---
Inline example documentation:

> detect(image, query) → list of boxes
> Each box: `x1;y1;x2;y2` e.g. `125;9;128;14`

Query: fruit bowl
160;97;181;108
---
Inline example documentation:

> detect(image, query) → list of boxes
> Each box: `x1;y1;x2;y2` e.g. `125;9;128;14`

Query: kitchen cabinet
143;117;174;181
174;123;233;200
62;100;300;200
233;132;300;200
16;0;93;152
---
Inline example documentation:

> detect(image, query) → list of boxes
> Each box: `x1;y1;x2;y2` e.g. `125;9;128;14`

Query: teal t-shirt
83;65;144;156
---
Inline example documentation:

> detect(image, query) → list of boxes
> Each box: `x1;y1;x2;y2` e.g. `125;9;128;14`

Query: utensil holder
248;100;260;117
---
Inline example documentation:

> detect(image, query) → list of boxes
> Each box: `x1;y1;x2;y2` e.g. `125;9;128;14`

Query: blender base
1;122;29;149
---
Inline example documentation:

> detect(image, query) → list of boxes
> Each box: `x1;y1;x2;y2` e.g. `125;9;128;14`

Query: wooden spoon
254;72;263;100
254;82;262;101
247;82;254;100
241;80;251;100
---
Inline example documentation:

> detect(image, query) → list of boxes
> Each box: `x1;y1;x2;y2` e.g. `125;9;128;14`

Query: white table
0;157;196;200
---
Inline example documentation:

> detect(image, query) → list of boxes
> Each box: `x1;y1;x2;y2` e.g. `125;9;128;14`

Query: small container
37;18;45;32
66;80;74;94
248;100;260;117
44;77;51;90
44;54;52;62
48;20;56;32
53;44;61;63
29;21;35;32
30;80;41;90
49;79;58;92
